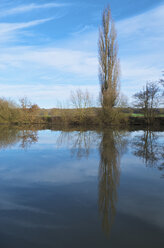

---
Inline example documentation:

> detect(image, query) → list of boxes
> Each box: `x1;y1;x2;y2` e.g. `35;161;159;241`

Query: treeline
0;97;41;124
0;94;163;127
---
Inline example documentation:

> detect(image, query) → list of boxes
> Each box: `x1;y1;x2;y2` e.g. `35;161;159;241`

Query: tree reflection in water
132;130;164;178
0;126;20;149
57;129;128;236
0;126;38;150
19;130;38;149
98;129;128;236
57;130;100;159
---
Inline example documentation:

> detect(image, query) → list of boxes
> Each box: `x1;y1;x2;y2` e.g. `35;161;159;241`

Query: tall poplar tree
98;6;120;112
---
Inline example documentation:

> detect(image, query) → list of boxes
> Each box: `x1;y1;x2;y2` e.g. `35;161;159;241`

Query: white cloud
0;2;69;16
0;17;53;33
0;83;99;108
121;59;162;87
23;48;98;76
0;17;54;43
0;46;98;77
117;4;164;38
116;4;164;97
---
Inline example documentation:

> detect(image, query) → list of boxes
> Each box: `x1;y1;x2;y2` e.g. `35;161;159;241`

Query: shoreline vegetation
0;95;163;128
0;102;164;128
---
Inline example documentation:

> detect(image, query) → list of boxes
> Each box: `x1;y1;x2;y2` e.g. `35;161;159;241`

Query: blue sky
0;0;164;107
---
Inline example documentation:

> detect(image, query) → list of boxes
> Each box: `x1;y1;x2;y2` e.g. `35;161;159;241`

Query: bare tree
117;93;129;108
98;6;120;110
70;89;92;109
159;71;164;103
70;89;92;123
19;97;31;110
133;82;160;122
159;71;164;86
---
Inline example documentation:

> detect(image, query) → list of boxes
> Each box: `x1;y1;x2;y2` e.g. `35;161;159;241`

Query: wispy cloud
117;4;164;39
0;83;99;108
0;2;69;17
0;17;54;43
0;46;98;77
0;17;54;33
115;4;164;97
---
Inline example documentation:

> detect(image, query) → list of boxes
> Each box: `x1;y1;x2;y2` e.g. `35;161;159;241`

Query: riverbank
0;105;164;127
40;115;164;127
0;116;163;130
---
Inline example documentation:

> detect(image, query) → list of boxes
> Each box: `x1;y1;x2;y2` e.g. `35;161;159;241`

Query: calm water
0;127;163;248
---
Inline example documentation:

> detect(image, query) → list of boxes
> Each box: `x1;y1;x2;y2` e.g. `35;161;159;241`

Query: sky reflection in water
0;127;163;248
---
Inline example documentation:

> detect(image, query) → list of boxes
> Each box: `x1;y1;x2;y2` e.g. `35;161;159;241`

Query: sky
0;0;164;108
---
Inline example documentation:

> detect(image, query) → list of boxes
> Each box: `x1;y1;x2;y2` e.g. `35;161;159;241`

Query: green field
131;113;164;117
131;113;144;117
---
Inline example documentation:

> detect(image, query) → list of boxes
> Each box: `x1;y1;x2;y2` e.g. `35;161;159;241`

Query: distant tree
98;6;120;112
159;71;164;102
0;98;20;123
70;89;92;123
29;104;40;123
70;89;92;109
19;97;31;110
29;104;40;113
19;97;40;123
159;70;164;86
117;93;129;108
133;82;160;123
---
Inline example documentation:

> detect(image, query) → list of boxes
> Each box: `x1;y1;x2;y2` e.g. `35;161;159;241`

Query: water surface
0;127;163;248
